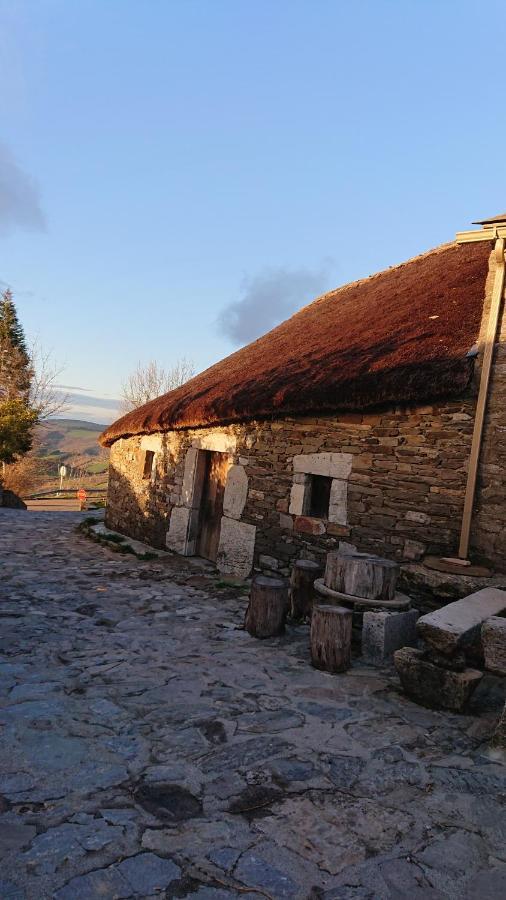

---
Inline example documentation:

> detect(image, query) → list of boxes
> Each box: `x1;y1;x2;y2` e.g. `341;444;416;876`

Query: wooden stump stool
245;575;288;639
324;551;398;603
290;559;322;619
310;604;352;673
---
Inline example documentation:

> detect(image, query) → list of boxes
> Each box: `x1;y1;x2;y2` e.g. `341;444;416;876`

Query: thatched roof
101;240;492;447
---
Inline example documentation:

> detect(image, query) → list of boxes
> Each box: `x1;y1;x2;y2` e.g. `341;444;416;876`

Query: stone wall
106;383;505;575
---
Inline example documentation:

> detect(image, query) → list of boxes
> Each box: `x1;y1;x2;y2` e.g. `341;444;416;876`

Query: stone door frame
166;432;257;578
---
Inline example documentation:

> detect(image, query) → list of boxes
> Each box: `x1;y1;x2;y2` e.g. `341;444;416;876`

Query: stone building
100;216;506;579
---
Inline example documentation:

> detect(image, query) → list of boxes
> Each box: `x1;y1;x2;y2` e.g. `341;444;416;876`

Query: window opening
142;450;155;479
308;474;332;518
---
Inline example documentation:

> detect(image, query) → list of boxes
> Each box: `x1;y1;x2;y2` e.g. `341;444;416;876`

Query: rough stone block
166;507;191;554
259;554;279;570
328;479;348;525
279;513;293;530
223;465;248;520
326;523;351;537
217;517;256;579
362;608;419;663
394;646;483;711
294;516;326;535
180;448;199;507
403;539;426;560
482;616;506;675
417;589;506;656
490;701;506;752
293;451;353;479
289;483;307;515
140;434;164;452
405;510;431;525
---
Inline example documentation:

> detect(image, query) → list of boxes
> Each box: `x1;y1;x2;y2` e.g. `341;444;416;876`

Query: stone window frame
289;452;353;526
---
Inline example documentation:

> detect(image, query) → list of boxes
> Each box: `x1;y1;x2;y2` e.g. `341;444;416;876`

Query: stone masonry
104;242;506;578
106;387;506;576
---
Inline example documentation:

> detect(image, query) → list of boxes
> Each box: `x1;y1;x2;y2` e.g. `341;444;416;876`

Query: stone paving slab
0;508;505;899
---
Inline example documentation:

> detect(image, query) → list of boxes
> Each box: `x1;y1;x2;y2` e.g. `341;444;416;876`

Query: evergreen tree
0;289;29;357
0;399;37;465
0;289;33;401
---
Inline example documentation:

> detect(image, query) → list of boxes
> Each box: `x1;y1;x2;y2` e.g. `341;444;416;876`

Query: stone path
0;509;505;900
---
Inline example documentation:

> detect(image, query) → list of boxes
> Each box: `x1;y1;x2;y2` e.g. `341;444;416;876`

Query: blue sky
1;0;505;423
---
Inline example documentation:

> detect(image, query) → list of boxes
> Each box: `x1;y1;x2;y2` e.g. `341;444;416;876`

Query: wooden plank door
197;451;231;562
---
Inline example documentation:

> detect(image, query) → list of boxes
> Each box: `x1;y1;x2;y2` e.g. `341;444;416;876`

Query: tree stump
324;551;398;602
245;575;289;638
290;559;322;619
310;604;352;673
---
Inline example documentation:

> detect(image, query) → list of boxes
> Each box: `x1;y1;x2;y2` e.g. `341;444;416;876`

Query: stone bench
416;588;506;657
395;588;506;713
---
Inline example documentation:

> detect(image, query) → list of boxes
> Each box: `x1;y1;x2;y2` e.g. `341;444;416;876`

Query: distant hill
36;419;109;482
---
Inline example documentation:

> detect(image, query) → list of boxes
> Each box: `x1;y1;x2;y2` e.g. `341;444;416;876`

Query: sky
1;0;506;423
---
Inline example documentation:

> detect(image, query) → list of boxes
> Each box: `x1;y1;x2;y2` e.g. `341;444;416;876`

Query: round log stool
324;551;398;603
310;604;353;673
245;575;289;639
290;559;322;619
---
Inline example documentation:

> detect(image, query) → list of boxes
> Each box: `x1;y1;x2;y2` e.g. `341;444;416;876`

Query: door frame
195;449;232;562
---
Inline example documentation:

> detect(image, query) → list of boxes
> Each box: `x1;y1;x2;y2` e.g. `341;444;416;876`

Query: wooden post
290;559;322;619
458;237;505;560
324;551;398;602
245;575;288;638
310;604;352;673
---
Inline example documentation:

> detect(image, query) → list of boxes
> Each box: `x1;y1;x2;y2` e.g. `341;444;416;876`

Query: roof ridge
295;240;456;316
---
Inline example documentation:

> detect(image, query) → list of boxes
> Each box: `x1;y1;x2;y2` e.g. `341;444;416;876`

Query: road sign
59;465;67;477
77;489;87;503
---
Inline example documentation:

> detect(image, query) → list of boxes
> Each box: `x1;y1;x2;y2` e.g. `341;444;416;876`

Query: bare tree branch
28;341;69;421
120;358;195;413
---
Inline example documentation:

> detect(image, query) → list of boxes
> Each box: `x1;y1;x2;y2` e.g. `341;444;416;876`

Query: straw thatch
101;240;491;447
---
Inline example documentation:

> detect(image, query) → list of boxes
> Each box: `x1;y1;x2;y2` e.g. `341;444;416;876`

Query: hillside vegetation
31;419;109;496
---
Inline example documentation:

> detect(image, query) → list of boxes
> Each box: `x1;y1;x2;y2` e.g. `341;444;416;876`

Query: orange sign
77;489;87;502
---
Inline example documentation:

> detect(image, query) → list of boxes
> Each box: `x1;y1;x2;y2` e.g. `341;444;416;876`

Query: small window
142;450;155;480
308;474;332;519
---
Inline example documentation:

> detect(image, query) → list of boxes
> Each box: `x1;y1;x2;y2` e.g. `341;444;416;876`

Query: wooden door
197;451;231;562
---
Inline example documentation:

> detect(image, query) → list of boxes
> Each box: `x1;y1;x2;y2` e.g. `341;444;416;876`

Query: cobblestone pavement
1;509;505;900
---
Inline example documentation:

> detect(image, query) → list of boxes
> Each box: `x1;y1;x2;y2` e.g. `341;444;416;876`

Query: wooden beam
458;237;505;560
456;224;506;243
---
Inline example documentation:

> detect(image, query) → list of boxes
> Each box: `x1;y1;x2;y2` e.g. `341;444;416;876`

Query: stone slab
181;447;199;507
482;616;506;676
417;588;506;656
394;647;483;711
294;516;325;535
223;465;248;520
293;451;353;479
289;482;307;516
216;516;256;579
328;478;348;525
362;608;419;663
166;506;191;554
